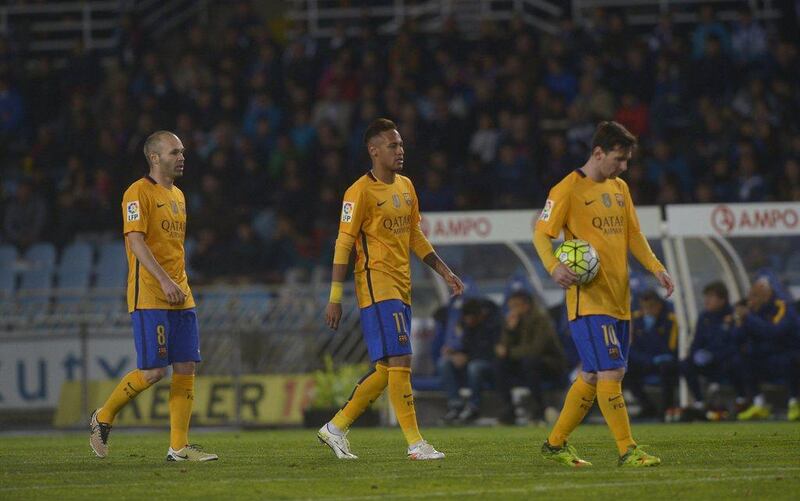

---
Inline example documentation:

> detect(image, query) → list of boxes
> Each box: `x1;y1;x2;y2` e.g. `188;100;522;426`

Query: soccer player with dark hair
89;131;217;462
534;121;675;467
318;118;465;460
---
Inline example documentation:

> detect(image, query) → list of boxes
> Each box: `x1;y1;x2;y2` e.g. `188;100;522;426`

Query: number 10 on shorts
601;324;619;347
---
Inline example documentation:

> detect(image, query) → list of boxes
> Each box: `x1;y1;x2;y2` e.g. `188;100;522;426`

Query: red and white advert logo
421;216;493;240
711;204;799;235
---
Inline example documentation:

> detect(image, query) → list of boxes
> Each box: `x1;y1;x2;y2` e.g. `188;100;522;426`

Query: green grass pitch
1;423;798;500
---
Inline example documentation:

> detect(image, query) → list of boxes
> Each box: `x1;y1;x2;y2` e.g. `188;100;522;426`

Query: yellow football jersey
536;169;664;321
122;176;195;312
338;172;433;308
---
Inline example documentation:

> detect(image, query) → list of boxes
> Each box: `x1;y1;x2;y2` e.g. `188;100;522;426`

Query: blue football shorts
569;314;630;372
131;308;201;369
359;299;413;362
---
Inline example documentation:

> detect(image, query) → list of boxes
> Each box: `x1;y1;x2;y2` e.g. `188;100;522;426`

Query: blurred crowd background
1;1;799;283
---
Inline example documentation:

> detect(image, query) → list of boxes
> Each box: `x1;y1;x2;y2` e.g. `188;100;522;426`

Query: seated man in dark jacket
494;291;566;423
626;290;679;420
680;281;745;419
438;297;500;423
735;278;800;421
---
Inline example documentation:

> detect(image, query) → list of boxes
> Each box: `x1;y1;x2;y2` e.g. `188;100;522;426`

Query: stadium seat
23;242;56;270
0;244;18;270
95;241;126;289
18;268;53;314
58;241;93;273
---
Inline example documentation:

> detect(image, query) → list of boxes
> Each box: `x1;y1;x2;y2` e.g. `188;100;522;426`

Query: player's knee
386;355;412;368
142;367;167;384
580;371;598;385
598;368;626;381
172;361;196;375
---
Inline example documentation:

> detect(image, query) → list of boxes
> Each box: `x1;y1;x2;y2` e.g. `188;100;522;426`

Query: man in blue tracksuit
626;290;679;419
680;281;746;417
735;278;800;421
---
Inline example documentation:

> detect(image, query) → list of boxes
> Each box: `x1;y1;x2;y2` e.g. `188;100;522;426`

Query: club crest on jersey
608;345;620;360
341;201;355;223
403;192;412;206
615;193;625;207
392;194;401;208
126;201;140;221
539;199;554;221
602;193;612;208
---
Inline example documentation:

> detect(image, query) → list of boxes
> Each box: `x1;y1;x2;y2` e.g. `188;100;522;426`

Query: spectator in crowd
626;290;679;420
735;278;800;421
439;297;500;424
680;281;746;420
3;180;47;249
494;291;566;424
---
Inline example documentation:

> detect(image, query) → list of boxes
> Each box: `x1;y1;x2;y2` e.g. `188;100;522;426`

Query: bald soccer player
90;131;217;462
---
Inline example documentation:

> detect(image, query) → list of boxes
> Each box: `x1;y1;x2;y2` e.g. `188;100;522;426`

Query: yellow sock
387;367;422;446
169;374;195;450
548;376;596;447
596;379;636;455
330;363;389;431
97;370;151;424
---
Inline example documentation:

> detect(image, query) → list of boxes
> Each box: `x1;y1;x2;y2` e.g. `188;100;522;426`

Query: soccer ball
553;239;600;285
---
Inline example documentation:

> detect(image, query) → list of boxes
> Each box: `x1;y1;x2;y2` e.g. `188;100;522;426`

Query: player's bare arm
325;263;348;330
125;231;186;305
422;252;464;296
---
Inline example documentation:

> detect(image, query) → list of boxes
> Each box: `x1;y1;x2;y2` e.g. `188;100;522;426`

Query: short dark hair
363;118;397;145
703;281;729;302
143;130;176;165
591;121;637;153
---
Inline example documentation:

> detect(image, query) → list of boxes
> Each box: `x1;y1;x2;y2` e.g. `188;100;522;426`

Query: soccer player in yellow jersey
89;131;217;462
534;121;675;467
318;118;465;460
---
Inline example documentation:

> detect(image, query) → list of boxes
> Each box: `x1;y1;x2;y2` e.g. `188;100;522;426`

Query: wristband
329;281;343;303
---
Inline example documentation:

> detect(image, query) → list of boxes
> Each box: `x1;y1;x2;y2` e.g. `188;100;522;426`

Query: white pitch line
1;468;798;493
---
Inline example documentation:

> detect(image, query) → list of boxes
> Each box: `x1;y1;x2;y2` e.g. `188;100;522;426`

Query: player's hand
160;278;187;305
656;271;675;298
551;263;578;289
325;302;343;330
445;272;465;296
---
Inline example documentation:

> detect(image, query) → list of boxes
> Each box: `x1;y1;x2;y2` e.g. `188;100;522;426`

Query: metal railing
286;0;564;37
0;284;365;373
572;0;781;26
0;1;122;53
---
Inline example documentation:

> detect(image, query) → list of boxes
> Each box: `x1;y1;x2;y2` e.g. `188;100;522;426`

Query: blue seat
24;242;56;270
18;268;52;313
58;241;93;273
95;241;126;289
0;244;18;270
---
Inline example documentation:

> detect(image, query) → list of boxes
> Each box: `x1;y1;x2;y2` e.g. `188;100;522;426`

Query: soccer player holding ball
533;121;675;467
319;118;464;460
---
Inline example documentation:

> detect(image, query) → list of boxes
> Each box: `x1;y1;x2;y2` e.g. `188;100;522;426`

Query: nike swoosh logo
403;394;413;398
377;200;387;206
584;200;595;205
157;202;166;208
609;395;622;402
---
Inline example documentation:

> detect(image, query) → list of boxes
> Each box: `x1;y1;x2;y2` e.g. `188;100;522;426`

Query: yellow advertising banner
54;374;316;428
